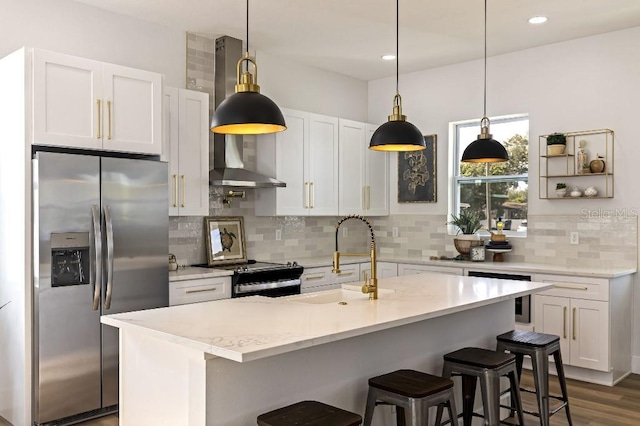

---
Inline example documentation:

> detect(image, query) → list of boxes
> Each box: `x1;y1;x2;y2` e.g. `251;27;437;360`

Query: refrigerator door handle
91;205;102;311
104;205;115;310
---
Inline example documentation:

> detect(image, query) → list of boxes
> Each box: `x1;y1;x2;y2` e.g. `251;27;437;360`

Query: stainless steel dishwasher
466;270;532;324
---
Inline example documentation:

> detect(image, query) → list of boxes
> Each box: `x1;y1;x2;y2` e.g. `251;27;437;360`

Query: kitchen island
102;273;552;425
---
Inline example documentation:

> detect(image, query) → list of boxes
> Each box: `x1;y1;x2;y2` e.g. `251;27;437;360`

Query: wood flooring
2;372;640;425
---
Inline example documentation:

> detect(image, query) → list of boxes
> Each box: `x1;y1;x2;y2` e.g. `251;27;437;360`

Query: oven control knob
292;261;298;267
286;262;292;267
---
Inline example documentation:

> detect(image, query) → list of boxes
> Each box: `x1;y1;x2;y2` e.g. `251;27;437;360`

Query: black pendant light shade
461;0;508;163
370;118;425;151
369;0;425;152
211;91;286;135
210;0;286;135
461;117;509;163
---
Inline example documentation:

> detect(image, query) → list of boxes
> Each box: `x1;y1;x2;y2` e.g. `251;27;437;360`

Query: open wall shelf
539;129;614;199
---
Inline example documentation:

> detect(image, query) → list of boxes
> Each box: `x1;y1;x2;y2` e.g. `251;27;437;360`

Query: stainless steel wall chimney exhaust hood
210;36;286;188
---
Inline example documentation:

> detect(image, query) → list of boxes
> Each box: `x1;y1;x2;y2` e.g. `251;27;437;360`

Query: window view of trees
454;117;529;233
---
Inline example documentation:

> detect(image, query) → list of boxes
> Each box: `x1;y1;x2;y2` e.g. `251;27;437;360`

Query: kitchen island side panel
118;301;513;425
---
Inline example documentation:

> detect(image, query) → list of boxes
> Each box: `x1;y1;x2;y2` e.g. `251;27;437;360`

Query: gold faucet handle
361;271;371;294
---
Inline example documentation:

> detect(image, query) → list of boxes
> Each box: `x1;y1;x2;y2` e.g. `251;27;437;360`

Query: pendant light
461;0;508;163
210;0;286;135
369;0;425;152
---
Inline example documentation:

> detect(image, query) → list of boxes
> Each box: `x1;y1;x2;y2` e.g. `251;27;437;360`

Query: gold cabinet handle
555;284;588;291
362;186;366;210
367;185;371;210
107;100;112;140
337;271;354;276
563;306;567;339
572;307;577;340
185;286;220;294
96;99;102;139
304;274;325;281
181;175;186;207
172;174;178;207
304;182;309;208
310;182;314;208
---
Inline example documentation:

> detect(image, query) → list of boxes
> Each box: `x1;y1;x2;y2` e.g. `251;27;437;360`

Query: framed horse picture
398;134;437;203
204;216;247;266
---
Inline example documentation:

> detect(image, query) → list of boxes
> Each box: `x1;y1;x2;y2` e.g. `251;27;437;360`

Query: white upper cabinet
338;119;389;216
256;109;339;216
33;49;162;155
164;87;209;216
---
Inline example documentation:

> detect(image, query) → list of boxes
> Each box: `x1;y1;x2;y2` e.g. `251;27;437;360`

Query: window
451;115;529;236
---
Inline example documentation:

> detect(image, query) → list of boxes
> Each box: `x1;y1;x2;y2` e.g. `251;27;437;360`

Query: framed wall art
204;216;247;266
398;134;437;203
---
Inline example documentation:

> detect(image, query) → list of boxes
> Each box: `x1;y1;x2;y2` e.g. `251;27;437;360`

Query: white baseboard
633;355;640;374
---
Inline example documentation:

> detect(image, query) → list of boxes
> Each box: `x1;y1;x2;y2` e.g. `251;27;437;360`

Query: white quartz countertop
169;267;233;282
296;255;636;278
102;273;553;363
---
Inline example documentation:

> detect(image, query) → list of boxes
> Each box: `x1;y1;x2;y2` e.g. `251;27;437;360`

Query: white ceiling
73;0;640;81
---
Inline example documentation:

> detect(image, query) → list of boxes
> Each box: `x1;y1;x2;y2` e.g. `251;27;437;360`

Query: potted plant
547;133;567;155
448;210;483;256
556;182;567;197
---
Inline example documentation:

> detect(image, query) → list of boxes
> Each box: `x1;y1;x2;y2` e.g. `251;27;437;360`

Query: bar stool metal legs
363;369;457;426
497;330;573;426
435;347;525;426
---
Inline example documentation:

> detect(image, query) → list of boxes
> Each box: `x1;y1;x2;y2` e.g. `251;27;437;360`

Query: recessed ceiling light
381;54;396;61
528;16;548;24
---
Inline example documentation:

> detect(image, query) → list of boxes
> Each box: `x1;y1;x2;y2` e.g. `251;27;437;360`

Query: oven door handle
234;279;301;294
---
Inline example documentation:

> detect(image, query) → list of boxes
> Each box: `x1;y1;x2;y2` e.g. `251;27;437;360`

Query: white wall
369;26;640;367
258;50;368;122
0;0;186;86
369;26;640;216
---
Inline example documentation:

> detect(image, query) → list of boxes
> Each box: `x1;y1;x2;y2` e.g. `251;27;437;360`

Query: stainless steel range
201;261;304;298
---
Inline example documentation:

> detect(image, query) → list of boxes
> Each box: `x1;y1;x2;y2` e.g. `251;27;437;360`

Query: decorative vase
453;236;482;256
584;186;598;197
570;187;583;197
547;144;566;156
590;157;605;173
555;188;567;197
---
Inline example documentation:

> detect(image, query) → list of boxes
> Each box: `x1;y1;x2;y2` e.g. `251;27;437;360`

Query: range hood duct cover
210;36;285;188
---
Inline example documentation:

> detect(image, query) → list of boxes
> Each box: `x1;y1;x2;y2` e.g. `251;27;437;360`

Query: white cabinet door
102;63;162;154
365;123;389;215
169;277;231;306
570;298;609;371
165;88;209;216
308;113;339;215
361;262;398;280
534;295;610;372
339;119;366;215
338;121;389;216
33;50;102;149
301;266;333;293
33;50;162;155
534;295;570;362
275;109;308;215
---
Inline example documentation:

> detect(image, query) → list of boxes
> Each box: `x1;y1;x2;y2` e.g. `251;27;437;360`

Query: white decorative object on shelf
570;187;583;197
584;186;598;197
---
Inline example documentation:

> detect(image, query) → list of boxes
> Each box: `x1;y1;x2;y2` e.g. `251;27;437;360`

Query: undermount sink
290;286;395;305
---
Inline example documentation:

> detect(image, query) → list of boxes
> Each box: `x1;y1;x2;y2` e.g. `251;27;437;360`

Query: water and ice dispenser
50;232;90;287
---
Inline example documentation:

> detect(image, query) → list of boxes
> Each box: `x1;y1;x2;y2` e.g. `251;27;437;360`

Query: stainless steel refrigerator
33;151;169;425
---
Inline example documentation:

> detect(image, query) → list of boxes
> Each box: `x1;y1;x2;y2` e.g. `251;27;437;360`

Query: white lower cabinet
169;277;231;306
301;264;361;293
360;262;398;280
397;263;463;276
533;273;631;384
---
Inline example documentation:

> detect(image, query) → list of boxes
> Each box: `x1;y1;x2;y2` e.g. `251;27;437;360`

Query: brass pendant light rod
210;0;286;135
460;0;508;163
369;0;425;151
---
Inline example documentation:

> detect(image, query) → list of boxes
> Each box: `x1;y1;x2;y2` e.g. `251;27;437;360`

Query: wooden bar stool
435;347;525;426
496;330;573;426
363;369;457;426
257;400;362;426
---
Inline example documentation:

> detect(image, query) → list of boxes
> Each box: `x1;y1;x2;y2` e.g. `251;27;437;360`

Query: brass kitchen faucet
332;215;378;300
